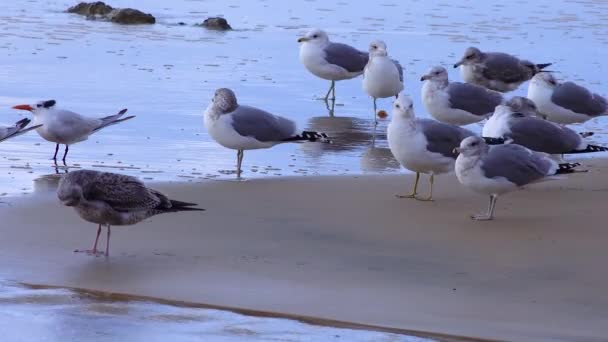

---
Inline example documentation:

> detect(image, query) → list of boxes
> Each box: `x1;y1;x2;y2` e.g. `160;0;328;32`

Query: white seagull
454;136;581;220
421;66;503;125
298;28;369;102
204;88;330;178
483;97;608;155
388;94;479;201
454;47;552;92
363;40;404;124
57;170;204;257
0;118;41;143
12;100;135;162
527;72;608;124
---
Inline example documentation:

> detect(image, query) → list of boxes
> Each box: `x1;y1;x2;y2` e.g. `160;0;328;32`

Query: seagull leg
105;225;111;257
74;224;104;256
62;145;69;163
331;82;336;101
52;144;59;161
416;174;435;201
236;149;244;178
324;81;335;101
471;194;498;220
396;172;419;199
373;98;378;126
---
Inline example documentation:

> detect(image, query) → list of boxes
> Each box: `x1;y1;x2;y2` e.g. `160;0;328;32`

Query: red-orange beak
12;104;34;111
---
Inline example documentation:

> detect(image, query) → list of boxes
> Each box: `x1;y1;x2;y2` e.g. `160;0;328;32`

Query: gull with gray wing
454;47;551;92
421;66;503;125
204;88;330;178
298;29;369;102
483;97;608;155
0;118;41;143
455;136;581;220
527;72;607;124
57;170;204;257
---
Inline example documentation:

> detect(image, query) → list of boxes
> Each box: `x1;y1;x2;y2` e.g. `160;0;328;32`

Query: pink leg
105;225;111;257
74;224;105;257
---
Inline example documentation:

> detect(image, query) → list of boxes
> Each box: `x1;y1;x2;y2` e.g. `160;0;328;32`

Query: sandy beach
1;157;607;341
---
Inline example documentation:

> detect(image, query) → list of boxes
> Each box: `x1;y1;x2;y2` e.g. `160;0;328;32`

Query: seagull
57;170;204;257
421;66;503;125
454;136;581;220
0;118;42;143
12;100;135;162
483;97;608;155
363;40;404;124
454;47;552;92
527;72;607;124
298;28;368;102
204;88;330;178
388;94;487;201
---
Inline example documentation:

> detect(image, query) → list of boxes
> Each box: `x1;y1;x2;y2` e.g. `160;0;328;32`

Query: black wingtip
568;144;608;154
118;108;128;115
283;131;332;144
579;131;594;138
536;63;552;70
482;137;505;145
15;118;31;129
556;162;584;174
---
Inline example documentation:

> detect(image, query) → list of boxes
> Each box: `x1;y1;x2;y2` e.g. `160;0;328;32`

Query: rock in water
201;17;232;30
67;2;155;24
108;8;156;24
67;1;113;16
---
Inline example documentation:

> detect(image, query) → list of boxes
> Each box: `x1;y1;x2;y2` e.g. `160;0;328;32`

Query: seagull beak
12;104;34;111
420;74;430;81
453;147;461;155
453;61;462;68
297;37;309;43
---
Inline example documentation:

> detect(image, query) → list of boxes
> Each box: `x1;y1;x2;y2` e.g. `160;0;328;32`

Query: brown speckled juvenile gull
57;170;204;257
0;118;41;142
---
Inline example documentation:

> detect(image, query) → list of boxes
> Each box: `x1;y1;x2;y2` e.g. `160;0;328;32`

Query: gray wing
551;82;607;116
482;52;529;83
84;173;166;212
231;105;296;142
507;116;582;154
323;42;368;73
447;82;503;115
419;119;474;158
392;59;404;82
481;144;553;186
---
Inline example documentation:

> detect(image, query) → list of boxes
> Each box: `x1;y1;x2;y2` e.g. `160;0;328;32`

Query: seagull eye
466;54;474;59
395;104;400;108
312;34;318;38
372;45;377;49
434;71;440;75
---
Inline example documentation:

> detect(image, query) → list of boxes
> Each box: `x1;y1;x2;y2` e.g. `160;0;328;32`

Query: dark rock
201;17;232;30
67;1;113;16
67;2;155;25
107;8;155;24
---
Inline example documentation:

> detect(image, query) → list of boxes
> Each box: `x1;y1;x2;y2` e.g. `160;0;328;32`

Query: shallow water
0;0;607;196
0;281;431;341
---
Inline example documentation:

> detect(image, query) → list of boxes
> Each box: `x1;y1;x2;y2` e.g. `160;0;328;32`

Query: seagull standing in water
527;72;607;124
12;100;135;162
298;29;368;102
57;170;204;257
421;66;503;125
454;136;581;220
0;118;41;142
363;40;404;124
483;97;608;155
204;88;330;178
454;47;551;92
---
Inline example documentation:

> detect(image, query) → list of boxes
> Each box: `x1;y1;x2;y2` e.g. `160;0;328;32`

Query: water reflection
360;147;400;173
0;281;430;342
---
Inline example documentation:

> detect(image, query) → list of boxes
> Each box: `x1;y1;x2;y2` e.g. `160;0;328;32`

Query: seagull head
368;40;387;57
211;88;238;114
454;47;482;68
420;66;448;83
297;29;329;45
454;136;488;156
531;72;559;90
392;93;415;119
57;179;83;207
505;96;538;117
12;99;56;114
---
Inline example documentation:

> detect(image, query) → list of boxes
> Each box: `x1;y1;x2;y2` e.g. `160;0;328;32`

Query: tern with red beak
12;100;135;162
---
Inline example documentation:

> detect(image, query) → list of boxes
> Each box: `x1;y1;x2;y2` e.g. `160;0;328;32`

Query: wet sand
2;158;608;341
